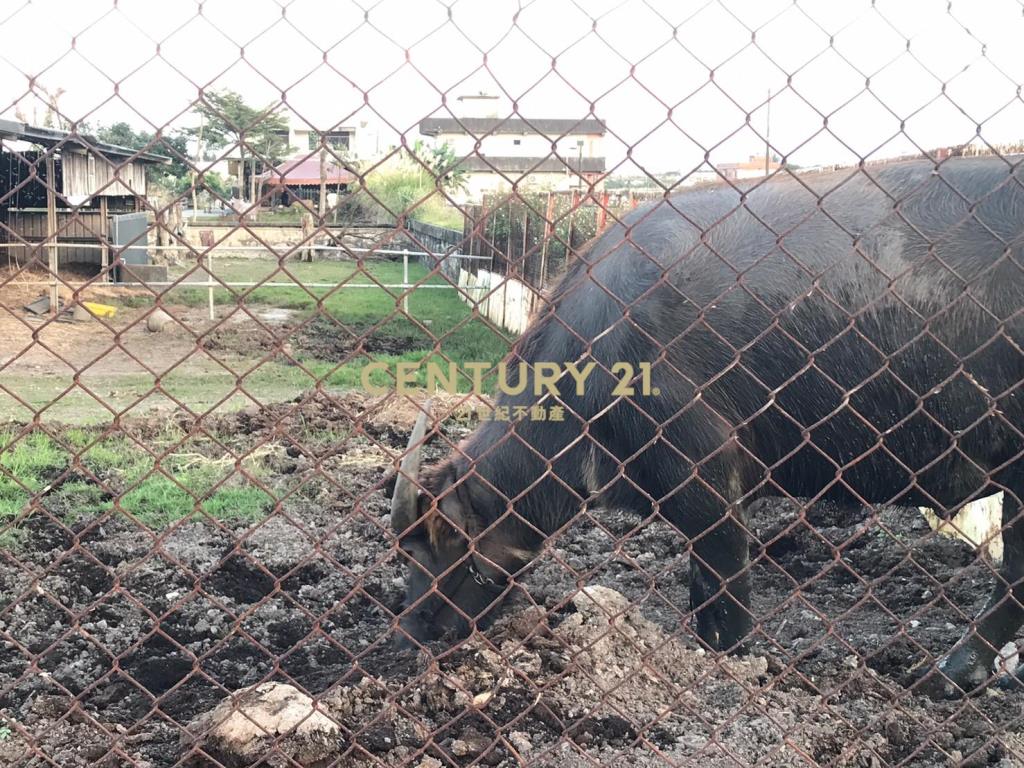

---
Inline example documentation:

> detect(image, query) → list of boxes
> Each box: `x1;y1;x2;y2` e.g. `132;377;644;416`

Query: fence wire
0;1;1023;767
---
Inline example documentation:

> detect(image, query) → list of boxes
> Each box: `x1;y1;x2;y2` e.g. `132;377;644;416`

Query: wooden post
199;229;216;320
506;198;515;277
45;154;58;314
539;192;554;289
566;189;579;264
99;196;109;282
319;146;327;220
207;248;215;321
301;212;314;262
521;207;529;283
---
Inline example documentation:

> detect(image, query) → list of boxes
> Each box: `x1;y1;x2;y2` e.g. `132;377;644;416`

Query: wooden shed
0;119;168;277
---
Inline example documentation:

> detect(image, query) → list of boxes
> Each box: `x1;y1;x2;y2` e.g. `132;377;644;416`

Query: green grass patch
1;430;69;485
115;473;272;528
166;258;512;391
0;428;277;541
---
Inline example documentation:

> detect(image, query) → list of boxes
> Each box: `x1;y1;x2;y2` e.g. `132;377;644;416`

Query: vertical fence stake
522;207;530;281
403;249;409;315
540;192;554;290
45;154;58;315
99;197;109;283
567;189;579;265
598;190;608;231
208;249;215;321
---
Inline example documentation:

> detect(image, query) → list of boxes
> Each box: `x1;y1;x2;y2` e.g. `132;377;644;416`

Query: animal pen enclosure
0;2;1023;768
0;119;166;304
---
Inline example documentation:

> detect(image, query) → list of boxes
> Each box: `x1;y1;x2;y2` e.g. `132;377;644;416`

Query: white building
200;112;394;199
418;95;607;201
274;112;394;164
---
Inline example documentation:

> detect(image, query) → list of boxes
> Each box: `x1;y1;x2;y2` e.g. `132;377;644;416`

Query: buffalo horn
391;403;430;533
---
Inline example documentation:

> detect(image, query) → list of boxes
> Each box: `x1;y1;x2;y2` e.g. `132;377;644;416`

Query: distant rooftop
0;119;170;163
420;117;607;137
717;155;782;171
257;155;357;186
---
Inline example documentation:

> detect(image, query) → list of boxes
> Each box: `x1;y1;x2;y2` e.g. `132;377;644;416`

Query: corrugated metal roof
0;119;170;163
455;155;606;173
257;155;357;186
419;117;607;137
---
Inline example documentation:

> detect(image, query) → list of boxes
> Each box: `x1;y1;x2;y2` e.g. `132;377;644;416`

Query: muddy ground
0;265;427;390
205;314;428;361
0;393;1022;767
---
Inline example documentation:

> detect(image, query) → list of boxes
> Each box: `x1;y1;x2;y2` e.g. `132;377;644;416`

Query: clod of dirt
188;682;339;767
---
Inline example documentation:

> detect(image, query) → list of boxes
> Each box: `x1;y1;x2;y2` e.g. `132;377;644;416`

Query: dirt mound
182;585;986;767
204;316;430;363
2;409;1023;767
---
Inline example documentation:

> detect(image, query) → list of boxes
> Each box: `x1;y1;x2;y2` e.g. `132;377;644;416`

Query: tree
413;139;467;193
39;86;69;130
91;122;192;192
171;170;227;204
190;90;289;203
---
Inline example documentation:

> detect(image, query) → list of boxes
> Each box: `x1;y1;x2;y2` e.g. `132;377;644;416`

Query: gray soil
0;393;1022;767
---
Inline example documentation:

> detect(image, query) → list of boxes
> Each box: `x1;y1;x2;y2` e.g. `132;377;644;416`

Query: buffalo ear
421;465;474;555
382;471;398;498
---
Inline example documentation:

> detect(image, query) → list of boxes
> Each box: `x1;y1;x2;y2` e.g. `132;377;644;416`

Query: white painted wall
434;131;601;159
457;267;537;334
922;493;1004;561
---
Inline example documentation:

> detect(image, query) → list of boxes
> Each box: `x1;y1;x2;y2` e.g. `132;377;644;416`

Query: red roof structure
258;156;357;187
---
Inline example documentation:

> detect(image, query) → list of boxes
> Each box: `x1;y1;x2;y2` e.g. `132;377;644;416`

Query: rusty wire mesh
0;1;1023;766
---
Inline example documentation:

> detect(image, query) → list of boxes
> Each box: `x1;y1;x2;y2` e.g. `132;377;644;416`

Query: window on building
513;139;521;146
309;132;351;151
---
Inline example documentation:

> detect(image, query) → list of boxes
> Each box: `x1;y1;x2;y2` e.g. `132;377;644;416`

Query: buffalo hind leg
924;485;1024;698
668;504;753;653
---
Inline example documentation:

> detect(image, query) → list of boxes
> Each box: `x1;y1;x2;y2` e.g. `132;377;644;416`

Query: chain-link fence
1;1;1023;766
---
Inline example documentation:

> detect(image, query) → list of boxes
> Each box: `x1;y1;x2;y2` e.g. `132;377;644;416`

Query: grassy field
0;259;513;423
0;258;513;538
170;257;512;386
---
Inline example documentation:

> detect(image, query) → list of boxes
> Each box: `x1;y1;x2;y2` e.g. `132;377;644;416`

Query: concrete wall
181;224;397;256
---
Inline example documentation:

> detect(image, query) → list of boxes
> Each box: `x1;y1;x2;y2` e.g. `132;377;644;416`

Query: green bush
357;165;465;229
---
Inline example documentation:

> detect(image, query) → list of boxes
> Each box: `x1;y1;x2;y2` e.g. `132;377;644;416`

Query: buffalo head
390;406;511;645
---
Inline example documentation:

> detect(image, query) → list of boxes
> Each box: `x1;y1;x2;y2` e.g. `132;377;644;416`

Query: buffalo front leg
675;505;753;652
923;486;1024;698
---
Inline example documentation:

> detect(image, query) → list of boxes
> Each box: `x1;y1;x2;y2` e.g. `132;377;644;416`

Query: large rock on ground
189;682;339;767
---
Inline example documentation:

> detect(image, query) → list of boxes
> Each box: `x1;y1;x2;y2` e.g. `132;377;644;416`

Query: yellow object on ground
82;301;117;318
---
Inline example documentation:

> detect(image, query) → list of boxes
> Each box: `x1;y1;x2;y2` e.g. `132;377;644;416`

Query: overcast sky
0;0;1021;174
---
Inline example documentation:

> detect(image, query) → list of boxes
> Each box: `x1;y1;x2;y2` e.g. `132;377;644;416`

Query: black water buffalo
390;157;1023;697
